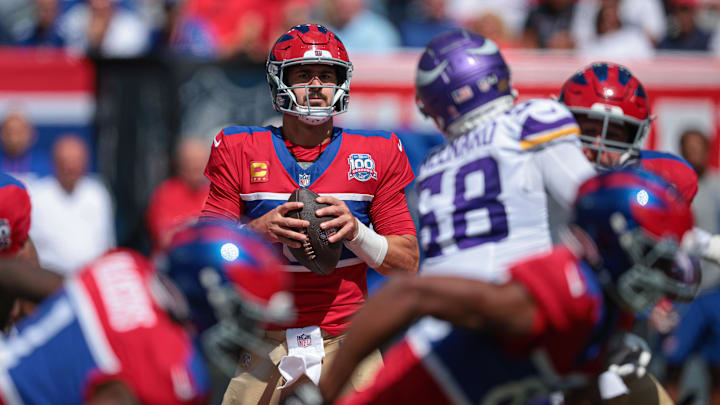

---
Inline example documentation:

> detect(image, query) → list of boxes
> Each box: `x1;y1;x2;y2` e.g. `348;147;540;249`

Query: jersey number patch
419;156;509;258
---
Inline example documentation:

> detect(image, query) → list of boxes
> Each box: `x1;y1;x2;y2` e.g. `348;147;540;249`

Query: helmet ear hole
334;66;346;85
281;68;291;86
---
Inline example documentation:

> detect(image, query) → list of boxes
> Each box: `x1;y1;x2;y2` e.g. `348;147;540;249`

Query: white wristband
344;218;388;268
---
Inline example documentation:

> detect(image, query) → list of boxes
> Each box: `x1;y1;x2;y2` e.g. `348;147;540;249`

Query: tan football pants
221;329;383;405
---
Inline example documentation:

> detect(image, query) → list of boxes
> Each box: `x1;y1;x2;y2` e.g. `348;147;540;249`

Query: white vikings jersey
418;99;595;282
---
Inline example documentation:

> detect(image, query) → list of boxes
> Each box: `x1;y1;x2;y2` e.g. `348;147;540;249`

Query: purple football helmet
416;30;515;138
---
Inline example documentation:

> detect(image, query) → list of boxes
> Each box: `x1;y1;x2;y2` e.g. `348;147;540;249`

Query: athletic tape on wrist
344;218;388;268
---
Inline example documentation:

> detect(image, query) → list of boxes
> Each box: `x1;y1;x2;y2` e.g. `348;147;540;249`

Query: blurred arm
16;237;39;265
0;256;63;302
318;275;535;402
1;238;46;330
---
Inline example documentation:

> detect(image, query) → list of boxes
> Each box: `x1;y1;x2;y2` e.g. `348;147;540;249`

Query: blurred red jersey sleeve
202;129;244;221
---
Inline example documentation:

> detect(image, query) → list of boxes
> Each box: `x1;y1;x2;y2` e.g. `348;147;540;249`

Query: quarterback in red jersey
274;168;699;405
201;24;419;405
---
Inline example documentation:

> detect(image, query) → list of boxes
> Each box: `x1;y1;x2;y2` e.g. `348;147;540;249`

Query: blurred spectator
465;11;519;48
521;0;575;49
0;111;52;182
322;0;401;52
681;129;720;234
58;0;151;57
0;0;33;45
575;0;654;59
171;0;314;61
713;28;720;56
16;0;64;47
169;10;219;58
447;0;529;39
0;25;12;46
29;134;115;276
398;0;459;48
146;137;209;251
136;0;180;51
572;0;666;48
658;0;712;51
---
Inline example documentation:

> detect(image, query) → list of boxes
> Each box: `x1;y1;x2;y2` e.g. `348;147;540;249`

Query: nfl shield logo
297;333;312;347
299;173;311;187
241;353;252;368
451;85;474;104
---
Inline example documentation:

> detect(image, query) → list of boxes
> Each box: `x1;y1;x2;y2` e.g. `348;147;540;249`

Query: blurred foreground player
279;168;699;405
0;221;293;405
0;171;40;331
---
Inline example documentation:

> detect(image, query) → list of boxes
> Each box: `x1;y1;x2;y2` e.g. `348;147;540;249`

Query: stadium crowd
0;0;719;59
1;2;720;405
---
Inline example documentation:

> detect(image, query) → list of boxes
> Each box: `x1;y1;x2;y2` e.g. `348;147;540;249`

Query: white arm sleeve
534;141;596;209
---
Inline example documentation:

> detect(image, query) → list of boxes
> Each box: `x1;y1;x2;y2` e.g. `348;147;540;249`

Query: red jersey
202;125;415;334
0;249;209;404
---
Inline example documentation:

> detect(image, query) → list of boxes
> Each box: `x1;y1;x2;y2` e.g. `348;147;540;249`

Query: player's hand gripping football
247;202;310;248
315;196;358;243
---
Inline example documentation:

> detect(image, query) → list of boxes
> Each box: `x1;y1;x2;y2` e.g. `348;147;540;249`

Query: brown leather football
286;188;342;275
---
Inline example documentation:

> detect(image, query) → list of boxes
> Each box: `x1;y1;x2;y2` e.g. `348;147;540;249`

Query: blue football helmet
571;168;698;313
415;29;515;138
159;220;295;376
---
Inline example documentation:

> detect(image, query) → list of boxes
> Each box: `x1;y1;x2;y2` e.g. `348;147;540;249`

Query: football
286;188;343;275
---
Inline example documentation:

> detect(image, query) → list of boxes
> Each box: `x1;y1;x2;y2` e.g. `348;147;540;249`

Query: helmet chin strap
618;151;636;167
298;114;331;126
292;105;332;126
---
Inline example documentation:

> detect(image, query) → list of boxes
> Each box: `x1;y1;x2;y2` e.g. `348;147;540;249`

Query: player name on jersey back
417;99;581;282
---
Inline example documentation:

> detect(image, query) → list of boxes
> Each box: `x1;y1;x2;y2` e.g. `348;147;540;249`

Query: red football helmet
0;172;31;256
266;24;352;125
559;62;652;168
